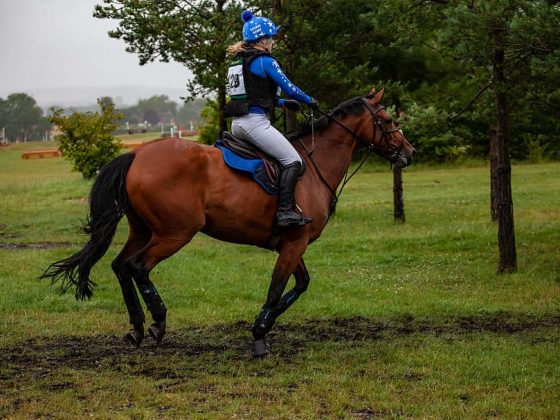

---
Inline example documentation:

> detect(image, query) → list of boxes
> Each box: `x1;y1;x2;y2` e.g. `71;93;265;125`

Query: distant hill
0;85;191;111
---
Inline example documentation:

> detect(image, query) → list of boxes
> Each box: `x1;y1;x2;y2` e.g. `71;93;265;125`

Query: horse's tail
40;153;136;300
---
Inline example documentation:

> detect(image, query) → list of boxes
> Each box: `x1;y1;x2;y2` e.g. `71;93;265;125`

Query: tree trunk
218;82;227;134
216;0;227;134
393;93;405;222
272;0;284;16
493;28;517;273
270;0;300;134
489;124;498;222
393;166;405;223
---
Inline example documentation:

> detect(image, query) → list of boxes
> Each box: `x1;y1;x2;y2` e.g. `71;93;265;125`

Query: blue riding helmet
241;10;279;42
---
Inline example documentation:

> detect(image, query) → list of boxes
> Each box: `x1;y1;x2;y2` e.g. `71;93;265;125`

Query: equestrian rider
225;10;318;227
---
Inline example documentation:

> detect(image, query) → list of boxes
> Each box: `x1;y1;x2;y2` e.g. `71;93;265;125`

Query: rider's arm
249;56;312;106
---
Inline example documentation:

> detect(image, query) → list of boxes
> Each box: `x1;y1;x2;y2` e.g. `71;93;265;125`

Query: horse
41;88;415;357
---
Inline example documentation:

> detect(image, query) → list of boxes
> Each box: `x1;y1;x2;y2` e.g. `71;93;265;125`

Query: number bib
227;60;246;98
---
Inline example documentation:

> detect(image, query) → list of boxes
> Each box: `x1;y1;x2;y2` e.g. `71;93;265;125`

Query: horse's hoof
148;323;166;344
125;329;144;348
252;339;270;358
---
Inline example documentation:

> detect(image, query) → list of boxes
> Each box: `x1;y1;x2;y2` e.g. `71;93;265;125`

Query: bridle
361;97;402;159
298;95;403;217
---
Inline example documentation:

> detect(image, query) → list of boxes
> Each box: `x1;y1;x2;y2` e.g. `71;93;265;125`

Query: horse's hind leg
126;249;168;345
125;229;200;344
112;212;151;348
252;240;308;357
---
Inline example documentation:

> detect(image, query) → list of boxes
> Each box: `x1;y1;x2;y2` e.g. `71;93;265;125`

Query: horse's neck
300;125;358;192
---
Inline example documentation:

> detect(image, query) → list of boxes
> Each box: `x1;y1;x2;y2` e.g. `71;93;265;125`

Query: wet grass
1;321;559;418
0;141;559;418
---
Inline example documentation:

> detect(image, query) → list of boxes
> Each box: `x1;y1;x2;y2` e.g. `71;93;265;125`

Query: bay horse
41;88;415;357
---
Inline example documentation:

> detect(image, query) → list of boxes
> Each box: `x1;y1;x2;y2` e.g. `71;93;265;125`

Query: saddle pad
215;141;278;195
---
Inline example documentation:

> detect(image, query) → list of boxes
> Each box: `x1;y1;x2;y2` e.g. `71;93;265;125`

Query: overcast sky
0;0;193;107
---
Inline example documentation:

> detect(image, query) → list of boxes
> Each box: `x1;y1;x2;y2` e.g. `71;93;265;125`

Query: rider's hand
283;99;301;112
309;98;319;110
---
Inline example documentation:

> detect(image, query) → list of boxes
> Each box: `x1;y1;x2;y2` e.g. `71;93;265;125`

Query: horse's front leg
252;240;309;357
273;258;310;315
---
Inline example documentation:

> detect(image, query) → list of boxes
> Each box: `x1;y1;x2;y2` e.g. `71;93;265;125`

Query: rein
298;98;386;217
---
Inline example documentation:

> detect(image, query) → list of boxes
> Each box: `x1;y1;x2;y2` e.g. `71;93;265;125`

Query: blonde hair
226;41;251;57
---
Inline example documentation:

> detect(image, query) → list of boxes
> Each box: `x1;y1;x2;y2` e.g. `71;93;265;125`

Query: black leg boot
276;162;312;227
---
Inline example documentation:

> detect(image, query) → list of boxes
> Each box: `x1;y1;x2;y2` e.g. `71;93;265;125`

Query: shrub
49;100;123;179
400;102;470;162
197;99;220;145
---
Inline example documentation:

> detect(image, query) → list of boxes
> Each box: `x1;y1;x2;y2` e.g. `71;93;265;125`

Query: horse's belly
201;226;272;247
202;183;277;247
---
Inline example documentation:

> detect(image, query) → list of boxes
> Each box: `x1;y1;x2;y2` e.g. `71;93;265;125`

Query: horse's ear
372;88;385;104
365;87;377;99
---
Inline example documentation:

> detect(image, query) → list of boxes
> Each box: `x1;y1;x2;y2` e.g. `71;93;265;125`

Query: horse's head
358;88;416;168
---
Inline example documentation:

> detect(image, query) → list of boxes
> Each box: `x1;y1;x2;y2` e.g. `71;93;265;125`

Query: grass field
0;141;559;418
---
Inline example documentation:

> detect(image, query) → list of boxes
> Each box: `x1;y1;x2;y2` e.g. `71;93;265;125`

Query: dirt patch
0;242;73;250
0;314;558;385
65;197;88;204
350;408;405;418
274;312;560;341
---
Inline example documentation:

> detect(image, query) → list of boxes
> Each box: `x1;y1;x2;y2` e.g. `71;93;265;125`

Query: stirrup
276;210;312;227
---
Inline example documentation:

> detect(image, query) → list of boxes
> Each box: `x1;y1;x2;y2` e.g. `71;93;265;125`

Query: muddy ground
2;313;559;384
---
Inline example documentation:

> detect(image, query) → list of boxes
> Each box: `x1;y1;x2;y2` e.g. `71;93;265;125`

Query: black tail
40;153;135;300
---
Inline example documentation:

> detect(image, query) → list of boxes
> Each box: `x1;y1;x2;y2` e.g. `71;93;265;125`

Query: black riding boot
276;162;312;227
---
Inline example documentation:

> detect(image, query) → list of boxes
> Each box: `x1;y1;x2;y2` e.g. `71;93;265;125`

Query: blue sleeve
249;56;312;105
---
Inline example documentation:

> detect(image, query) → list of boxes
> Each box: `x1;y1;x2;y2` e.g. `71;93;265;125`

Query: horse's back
125;138;278;246
127;139;203;199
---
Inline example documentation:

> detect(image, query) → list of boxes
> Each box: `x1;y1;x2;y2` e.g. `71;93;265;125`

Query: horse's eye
385;118;392;124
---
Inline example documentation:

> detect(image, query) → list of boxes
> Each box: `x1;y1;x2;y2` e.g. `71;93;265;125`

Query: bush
400;102;470;162
49;100;123;179
197;99;220;145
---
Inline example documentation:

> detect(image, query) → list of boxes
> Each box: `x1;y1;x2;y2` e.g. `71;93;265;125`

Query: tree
136;95;178;121
49;100;123;179
416;0;560;272
93;1;559;163
197;99;220;144
0;93;50;142
99;96;115;107
94;0;244;135
361;0;559;271
177;98;206;129
143;109;161;126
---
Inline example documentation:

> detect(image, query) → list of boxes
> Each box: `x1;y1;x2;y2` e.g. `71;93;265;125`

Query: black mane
288;96;367;140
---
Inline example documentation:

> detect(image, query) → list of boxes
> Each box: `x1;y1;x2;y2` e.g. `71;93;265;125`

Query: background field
0;142;559;418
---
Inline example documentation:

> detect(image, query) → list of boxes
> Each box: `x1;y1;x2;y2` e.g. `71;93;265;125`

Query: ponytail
227;41;250;57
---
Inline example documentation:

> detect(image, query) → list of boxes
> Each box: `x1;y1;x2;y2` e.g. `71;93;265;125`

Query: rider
225;10;318;227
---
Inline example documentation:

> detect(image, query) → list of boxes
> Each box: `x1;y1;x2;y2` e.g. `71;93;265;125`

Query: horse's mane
288;95;368;140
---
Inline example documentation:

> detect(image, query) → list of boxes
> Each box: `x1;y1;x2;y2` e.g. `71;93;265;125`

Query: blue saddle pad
215;141;278;195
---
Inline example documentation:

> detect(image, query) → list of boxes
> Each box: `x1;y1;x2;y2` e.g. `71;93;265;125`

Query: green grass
1;141;559;418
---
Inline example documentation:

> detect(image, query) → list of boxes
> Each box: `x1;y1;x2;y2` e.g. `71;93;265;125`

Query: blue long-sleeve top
248;56;312;114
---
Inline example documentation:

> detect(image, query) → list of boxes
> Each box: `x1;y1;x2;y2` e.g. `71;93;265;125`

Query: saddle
215;132;282;194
